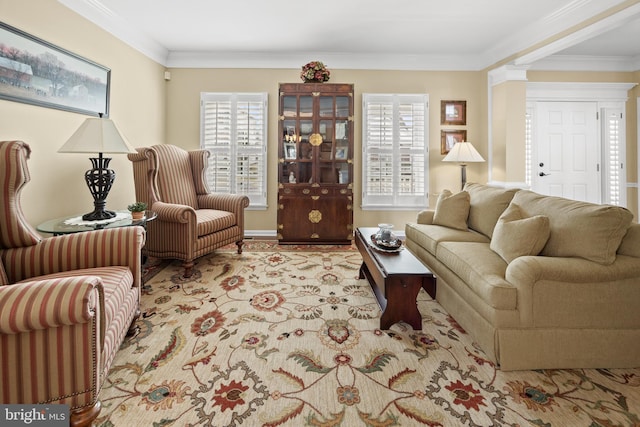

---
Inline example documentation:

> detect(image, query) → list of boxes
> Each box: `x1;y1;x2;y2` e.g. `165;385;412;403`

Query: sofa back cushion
463;183;519;238
512;190;633;265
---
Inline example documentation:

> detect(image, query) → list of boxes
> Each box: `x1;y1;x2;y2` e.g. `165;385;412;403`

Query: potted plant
127;201;147;220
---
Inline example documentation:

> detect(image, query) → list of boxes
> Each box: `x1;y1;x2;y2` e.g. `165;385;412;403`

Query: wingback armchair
128;144;249;277
0;141;145;427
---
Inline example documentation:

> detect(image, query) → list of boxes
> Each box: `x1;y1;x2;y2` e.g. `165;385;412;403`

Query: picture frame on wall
441;100;466;125
441;129;467;154
0;22;110;117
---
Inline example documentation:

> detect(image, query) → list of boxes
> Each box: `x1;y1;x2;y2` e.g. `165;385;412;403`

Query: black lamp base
82;208;116;221
83;153;116;222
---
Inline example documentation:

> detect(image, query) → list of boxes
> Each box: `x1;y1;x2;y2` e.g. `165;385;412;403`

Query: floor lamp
442;141;485;190
58;114;136;221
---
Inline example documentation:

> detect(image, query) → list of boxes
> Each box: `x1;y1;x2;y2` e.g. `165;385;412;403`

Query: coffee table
355;227;436;330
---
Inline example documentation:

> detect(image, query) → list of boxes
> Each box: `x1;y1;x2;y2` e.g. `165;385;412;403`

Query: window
602;108;626;206
200;92;267;208
362;94;429;209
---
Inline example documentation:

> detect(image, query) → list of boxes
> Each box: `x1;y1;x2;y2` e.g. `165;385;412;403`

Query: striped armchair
128;144;249;277
0;140;145;427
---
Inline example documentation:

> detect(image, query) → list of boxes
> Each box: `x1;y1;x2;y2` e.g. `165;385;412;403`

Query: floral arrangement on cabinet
300;61;330;83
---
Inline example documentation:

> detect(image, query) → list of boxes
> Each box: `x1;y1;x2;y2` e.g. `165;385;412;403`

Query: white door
533;101;600;203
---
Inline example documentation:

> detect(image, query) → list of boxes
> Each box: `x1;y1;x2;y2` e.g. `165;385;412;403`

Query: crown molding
58;0;169;65
165;51;487;71
526;81;637;101
488;65;529;86
528;54;640;72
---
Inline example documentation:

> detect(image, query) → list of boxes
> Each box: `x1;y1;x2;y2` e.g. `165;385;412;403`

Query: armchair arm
198;193;250;212
0;277;103;338
198;193;250;230
152;201;197;224
0;277;104;407
1;226;145;285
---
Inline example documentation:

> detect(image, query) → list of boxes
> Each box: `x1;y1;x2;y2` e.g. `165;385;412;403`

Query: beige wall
166;68;488;233
1;0;166;228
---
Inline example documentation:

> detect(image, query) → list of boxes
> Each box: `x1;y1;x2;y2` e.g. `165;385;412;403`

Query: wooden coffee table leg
380;276;423;330
422;275;436;299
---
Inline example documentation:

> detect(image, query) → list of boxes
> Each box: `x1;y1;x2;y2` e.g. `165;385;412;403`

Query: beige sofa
405;183;640;370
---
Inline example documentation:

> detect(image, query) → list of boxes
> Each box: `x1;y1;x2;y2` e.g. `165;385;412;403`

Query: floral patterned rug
98;244;640;426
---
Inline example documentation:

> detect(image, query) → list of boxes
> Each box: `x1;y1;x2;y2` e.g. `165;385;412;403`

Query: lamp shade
59;116;136;154
442;141;485;164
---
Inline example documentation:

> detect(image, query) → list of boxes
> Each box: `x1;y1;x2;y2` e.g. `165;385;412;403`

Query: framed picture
441;100;466;125
0;22;110;117
284;142;297;159
441;129;467;155
335;146;348;160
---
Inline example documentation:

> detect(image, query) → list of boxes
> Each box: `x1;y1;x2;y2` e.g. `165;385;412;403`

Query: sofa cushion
463;183;519;238
405;222;489;255
433;190;470;230
437;241;516;310
490;203;550;263
512;190;633;265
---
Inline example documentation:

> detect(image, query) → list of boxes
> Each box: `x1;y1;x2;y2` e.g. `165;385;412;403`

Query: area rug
98;245;640;426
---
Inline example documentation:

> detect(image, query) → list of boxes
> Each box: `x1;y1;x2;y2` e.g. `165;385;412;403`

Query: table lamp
442;141;485;190
58;114;136;221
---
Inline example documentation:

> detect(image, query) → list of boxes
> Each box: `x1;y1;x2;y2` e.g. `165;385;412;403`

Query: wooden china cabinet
277;83;354;244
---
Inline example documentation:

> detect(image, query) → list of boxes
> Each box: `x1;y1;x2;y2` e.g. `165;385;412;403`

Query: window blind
200;92;268;208
362;94;429;209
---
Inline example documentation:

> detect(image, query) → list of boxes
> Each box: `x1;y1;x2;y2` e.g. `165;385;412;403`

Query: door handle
539;172;550;177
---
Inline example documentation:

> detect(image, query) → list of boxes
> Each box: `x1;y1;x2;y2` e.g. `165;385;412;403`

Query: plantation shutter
362;93;429;209
602;108;626;206
200;92;268;208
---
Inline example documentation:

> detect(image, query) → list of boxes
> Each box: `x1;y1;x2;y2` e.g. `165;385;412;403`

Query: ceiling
59;0;640;71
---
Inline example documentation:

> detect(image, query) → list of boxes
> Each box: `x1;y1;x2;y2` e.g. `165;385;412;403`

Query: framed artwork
441;100;466;125
441;129;467;155
0;22;110;117
284;143;297;159
335;146;348;159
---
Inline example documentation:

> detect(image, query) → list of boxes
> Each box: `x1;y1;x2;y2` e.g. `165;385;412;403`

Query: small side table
37;210;157;236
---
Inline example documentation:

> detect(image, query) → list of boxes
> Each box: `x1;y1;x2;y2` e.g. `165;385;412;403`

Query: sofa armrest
506;254;640;284
506;254;640;328
0;277;103;339
416;209;435;225
1;226;144;285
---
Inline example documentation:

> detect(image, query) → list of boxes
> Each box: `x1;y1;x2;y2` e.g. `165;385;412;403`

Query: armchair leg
236;240;244;254
71;400;101;427
183;260;194;278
